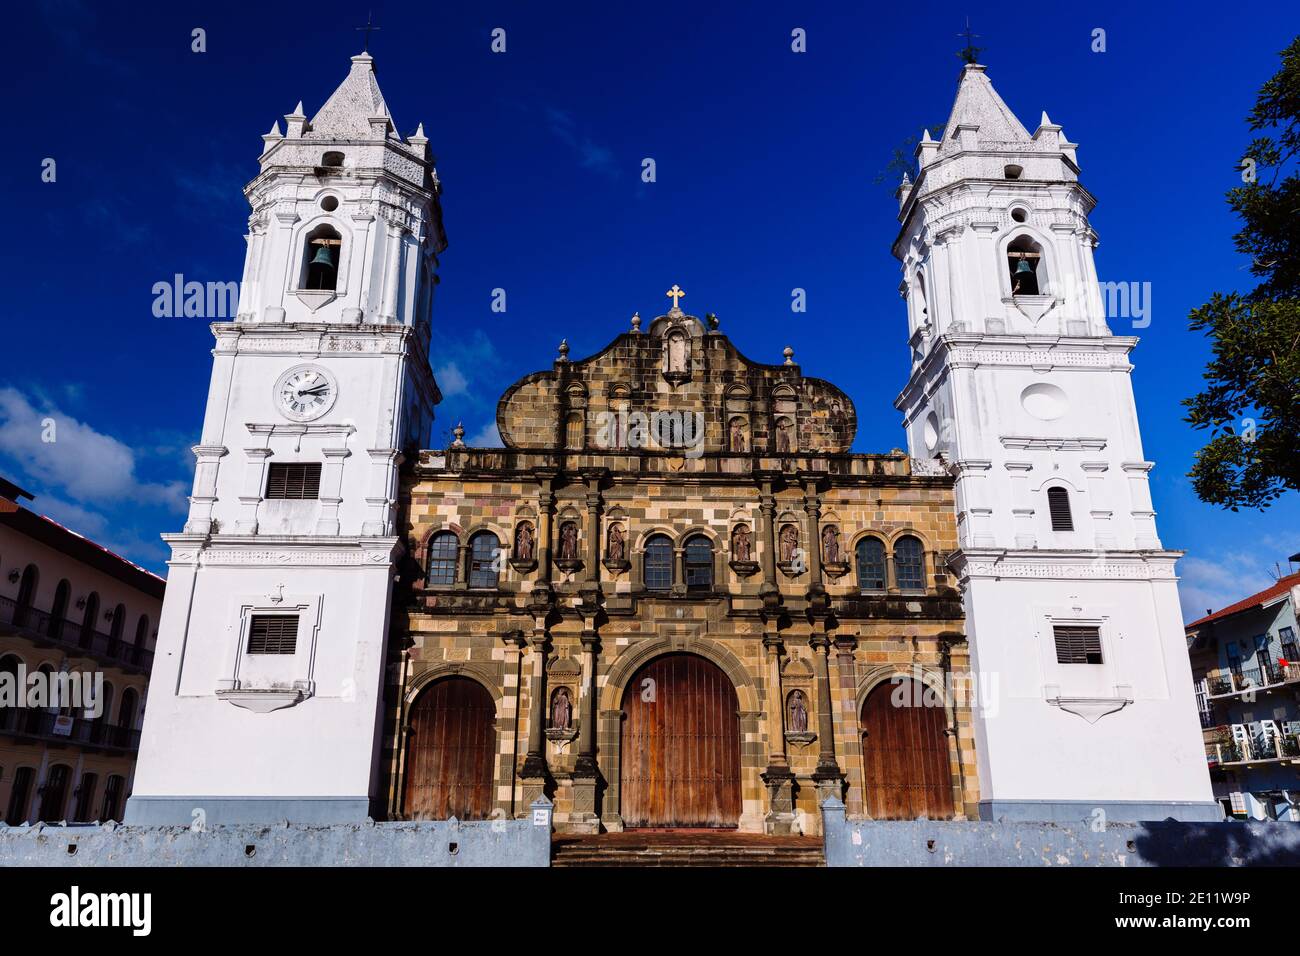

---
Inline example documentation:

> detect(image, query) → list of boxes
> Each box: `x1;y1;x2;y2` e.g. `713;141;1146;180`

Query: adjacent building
1186;568;1300;821
0;477;163;824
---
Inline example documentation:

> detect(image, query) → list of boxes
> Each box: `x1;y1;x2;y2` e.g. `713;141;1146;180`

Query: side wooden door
404;677;496;820
860;678;955;820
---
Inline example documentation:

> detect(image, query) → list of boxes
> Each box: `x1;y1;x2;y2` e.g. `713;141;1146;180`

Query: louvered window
265;463;321;500
1054;625;1102;665
1047;486;1073;531
247;615;298;655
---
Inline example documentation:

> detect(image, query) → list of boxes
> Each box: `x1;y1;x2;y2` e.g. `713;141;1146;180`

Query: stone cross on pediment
666;284;686;314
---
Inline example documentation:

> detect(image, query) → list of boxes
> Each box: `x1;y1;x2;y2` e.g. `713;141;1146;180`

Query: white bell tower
127;53;445;824
893;64;1217;822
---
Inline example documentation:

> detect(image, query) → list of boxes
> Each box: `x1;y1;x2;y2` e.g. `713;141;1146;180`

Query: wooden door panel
621;654;740;828
404;677;495;820
861;679;954;820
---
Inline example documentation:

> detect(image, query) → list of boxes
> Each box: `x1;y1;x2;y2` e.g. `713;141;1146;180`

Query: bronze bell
310;244;336;268
1015;258;1034;275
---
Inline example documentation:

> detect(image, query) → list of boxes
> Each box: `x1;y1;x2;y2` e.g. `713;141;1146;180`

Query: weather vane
957;17;983;65
356;11;381;52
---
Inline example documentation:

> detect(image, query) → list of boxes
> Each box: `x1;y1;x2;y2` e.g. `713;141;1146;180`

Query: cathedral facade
383;304;974;833
126;51;1216;832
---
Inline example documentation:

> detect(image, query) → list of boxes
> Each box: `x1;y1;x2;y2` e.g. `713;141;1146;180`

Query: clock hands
296;384;330;397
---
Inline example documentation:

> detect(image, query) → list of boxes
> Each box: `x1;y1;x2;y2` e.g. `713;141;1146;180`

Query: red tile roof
1185;571;1300;630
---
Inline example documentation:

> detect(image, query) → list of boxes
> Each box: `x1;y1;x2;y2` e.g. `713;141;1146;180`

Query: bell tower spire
127;53;448;826
892;65;1217;824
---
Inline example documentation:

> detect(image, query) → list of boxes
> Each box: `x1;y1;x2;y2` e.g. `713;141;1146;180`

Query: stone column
801;476;824;587
833;636;863;816
500;630;527;817
379;220;405;323
570;596;602;833
757;476;778;593
760;623;796;835
535;470;557;586
582;470;605;584
810;623;844;803
520;611;550;797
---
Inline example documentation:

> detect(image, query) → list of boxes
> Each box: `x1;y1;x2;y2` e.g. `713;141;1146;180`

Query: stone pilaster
760;624;796;835
810;621;845;803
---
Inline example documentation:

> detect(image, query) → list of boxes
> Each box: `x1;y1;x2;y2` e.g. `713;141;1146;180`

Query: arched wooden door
404;677;495;820
860;678;955;820
620;653;741;828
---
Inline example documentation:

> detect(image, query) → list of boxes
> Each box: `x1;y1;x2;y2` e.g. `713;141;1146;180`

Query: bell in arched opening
304;236;340;291
1011;256;1039;296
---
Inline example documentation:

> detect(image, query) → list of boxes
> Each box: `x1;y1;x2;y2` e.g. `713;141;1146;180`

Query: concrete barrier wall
0;800;553;868
820;797;1300;867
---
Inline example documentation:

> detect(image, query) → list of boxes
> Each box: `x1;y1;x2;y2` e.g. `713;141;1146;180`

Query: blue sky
3;0;1298;620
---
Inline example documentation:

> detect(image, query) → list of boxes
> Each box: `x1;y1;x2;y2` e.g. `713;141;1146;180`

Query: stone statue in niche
514;522;535;562
732;524;752;562
788;690;808;734
830;402;846;432
775;418;793;454
729;418;746;453
607;524;625;563
821;524;840;564
667;332;688;373
779;524;799;563
551;687;572;730
559;522;579;561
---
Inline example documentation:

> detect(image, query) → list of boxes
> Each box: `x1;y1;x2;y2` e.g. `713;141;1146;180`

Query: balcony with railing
1205;659;1300;699
1205;729;1300;769
0;595;153;674
0;706;140;752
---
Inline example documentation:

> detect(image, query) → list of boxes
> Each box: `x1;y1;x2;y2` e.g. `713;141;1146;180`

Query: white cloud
435;362;469;398
1178;552;1278;623
0;387;188;514
466;422;502;447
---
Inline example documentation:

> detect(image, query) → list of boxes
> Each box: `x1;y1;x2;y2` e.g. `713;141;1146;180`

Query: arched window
117;688;139;747
6;766;34;825
132;614;150;665
39;763;71;822
565;412;585;450
100;775;124;823
13;564;38;627
467;532;500;589
49;579;71;639
856;537;887;591
1047;486;1074;531
914;269;930;325
73;772;98;823
643;534;673;592
426;532;459;586
894;536;926;592
302;224;342;291
1007;235;1043;296
79;592;99;649
108;603;126;654
321;151;345;167
0;655;20;733
684;535;713;592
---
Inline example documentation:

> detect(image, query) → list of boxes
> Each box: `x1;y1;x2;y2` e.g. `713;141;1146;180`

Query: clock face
275;366;337;422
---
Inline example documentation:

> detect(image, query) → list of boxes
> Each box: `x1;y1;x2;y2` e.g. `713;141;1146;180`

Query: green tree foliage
1184;37;1300;510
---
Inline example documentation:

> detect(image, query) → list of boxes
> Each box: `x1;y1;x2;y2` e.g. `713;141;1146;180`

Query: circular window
1011;207;1028;223
923;412;940;452
320;195;340;212
1020;383;1068;421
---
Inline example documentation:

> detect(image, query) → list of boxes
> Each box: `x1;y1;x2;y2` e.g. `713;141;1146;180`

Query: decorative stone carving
555;520;582;572
551;686;572;730
510;521;538;572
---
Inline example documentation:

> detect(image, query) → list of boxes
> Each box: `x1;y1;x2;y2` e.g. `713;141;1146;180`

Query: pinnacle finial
783;346;795;366
451;422;466;447
630;311;642;333
558;339;570;362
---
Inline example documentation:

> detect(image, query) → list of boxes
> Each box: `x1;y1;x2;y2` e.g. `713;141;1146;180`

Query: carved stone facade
382;306;977;834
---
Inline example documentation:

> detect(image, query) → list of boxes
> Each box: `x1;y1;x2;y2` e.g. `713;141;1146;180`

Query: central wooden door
860;678;955;820
404;677;495;820
620;653;740;828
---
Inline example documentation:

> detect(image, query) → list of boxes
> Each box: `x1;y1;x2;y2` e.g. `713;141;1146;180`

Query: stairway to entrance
551;830;825;867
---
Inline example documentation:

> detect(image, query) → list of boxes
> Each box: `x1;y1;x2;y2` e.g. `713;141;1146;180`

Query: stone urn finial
783;346;795;365
705;312;719;330
630;311;642;333
451;422;466;447
558;339;570;362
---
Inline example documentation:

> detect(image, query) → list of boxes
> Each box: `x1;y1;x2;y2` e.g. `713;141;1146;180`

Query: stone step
552;844;825;867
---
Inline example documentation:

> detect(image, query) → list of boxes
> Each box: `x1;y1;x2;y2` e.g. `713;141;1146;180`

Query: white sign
532;808;549;827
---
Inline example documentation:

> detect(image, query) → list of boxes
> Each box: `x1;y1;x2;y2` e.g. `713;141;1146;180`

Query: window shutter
247;615;299;655
265;463;322;500
1053;625;1102;664
1047;487;1073;531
